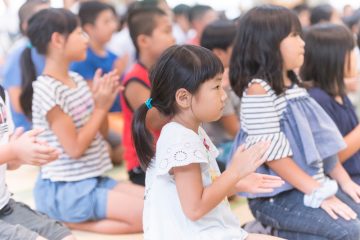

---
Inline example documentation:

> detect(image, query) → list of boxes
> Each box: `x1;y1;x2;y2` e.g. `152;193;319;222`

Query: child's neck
283;71;292;87
89;40;107;57
138;52;156;70
43;56;72;86
172;114;201;134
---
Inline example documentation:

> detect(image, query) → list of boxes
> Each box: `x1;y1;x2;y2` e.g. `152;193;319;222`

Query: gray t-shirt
203;87;240;146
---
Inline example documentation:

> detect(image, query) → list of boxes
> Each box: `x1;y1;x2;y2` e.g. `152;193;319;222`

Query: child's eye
214;85;221;89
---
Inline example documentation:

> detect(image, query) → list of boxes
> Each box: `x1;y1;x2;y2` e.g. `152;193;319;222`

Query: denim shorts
34;175;117;223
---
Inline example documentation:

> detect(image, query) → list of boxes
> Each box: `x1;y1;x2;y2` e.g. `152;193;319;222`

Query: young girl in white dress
132;45;285;240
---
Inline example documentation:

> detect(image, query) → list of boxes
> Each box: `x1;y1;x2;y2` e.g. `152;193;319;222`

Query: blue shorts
34;176;117;223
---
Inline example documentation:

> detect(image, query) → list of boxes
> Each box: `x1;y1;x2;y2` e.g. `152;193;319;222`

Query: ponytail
20;47;36;120
132;104;154;170
18;8;79;120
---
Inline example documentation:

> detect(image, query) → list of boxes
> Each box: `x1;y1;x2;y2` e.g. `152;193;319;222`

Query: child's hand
235;173;284;194
321;196;357;221
229;142;270;179
340;180;360;204
10;128;59;166
92;69;121;111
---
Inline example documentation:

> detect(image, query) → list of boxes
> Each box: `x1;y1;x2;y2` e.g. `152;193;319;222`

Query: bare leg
246;233;285;240
65;186;143;234
112;182;144;198
62;236;77;240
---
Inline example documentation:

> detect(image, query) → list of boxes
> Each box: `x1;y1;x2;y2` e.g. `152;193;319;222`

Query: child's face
64;27;89;62
193;10;218;34
344;49;358;78
191;74;227;123
213;46;233;68
87;9;117;45
280;32;305;71
147;15;176;60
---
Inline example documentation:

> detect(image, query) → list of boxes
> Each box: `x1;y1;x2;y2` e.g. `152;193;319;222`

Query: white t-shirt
143;122;248;240
0;90;14;210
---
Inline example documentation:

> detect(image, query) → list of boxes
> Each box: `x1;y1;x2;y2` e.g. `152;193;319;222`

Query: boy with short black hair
121;6;175;185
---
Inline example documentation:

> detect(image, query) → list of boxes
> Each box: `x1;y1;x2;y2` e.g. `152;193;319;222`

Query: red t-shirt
121;62;159;171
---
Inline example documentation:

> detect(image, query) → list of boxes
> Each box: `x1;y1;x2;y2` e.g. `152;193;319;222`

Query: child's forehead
154;14;172;26
95;9;116;21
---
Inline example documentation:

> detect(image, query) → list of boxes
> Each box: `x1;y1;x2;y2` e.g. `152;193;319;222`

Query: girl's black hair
20;8;79;119
132;45;224;170
300;23;355;97
229;5;302;98
200;19;236;51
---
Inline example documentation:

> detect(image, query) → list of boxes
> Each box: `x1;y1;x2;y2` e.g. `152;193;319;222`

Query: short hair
342;9;360;30
128;7;167;54
173;4;191;18
189;5;213;23
18;0;50;34
78;1;116;27
292;4;309;15
310;4;334;25
200;19;236;51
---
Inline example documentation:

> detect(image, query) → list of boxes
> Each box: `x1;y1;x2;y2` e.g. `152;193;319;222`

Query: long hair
229;5;302;98
132;45;224;170
20;8;79;119
300;23;355;97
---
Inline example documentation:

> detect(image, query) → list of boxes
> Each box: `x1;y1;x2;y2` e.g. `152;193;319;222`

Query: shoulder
159;122;200;145
308;87;333;105
244;79;273;96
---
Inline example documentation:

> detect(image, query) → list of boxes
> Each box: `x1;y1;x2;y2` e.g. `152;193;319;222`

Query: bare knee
62;235;77;240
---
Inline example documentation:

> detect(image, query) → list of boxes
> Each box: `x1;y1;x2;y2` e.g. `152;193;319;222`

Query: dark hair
200;19;236;51
18;0;50;34
20;8;79;119
128;6;167;55
78;1;116;27
342;9;360;30
300;23;354;97
310;4;334;25
132;45;224;170
292;3;309;15
173;4;191;18
189;4;213;23
229;5;302;98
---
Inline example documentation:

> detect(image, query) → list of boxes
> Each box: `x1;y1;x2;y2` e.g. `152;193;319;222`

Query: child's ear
137;34;150;50
51;32;66;49
83;23;93;36
175;88;192;109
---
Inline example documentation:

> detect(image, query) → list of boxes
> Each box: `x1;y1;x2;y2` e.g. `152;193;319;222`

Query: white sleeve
4;91;14;134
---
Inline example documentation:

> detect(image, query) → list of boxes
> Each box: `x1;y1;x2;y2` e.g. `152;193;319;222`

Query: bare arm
46;106;107;159
266;158;320;194
7;87;23;113
174;163;240;221
219;114;239;138
173;142;269;221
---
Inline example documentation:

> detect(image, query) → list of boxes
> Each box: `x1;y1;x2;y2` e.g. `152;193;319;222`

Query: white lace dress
143;122;248;240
